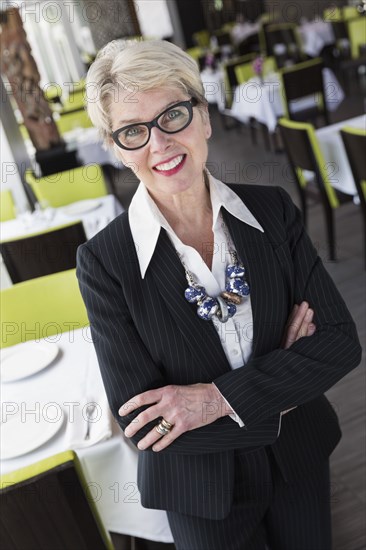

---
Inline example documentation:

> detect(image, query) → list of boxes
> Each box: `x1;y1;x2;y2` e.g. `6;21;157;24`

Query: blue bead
197;297;218;320
184;285;206;303
239;282;250;296
226;264;245;278
225;278;250;296
227;302;237;317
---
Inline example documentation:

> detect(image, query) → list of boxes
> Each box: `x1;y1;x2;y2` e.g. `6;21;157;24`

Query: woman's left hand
119;383;231;452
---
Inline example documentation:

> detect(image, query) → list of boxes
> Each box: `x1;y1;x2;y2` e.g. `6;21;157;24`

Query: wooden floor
111;83;365;550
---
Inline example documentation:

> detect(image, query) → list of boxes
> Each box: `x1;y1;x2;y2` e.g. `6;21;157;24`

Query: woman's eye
166;109;181;120
125;126;141;137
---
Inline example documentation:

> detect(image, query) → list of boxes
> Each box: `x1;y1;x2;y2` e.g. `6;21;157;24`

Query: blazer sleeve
214;186;362;428
77;243;281;454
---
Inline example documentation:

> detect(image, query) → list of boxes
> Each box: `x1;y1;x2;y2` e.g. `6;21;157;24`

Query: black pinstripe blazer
76;184;361;520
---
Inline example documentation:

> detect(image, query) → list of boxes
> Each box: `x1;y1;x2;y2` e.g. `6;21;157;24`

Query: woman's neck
151;175;212;233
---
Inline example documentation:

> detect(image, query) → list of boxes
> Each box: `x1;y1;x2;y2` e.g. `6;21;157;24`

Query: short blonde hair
85;39;207;146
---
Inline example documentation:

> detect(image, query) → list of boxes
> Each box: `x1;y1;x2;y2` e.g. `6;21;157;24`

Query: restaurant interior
0;0;365;549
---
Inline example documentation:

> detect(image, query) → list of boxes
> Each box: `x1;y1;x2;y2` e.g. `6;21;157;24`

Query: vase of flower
253;55;264;84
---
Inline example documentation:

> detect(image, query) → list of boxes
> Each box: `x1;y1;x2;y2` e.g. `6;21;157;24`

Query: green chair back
25;164;108;208
342;6;360;19
234;56;276;85
323;7;342;21
55;109;94;134
340;126;366;268
278;117;339;207
0;269;89;348
340;126;366;201
0;190;16;222
347;17;366;59
279;118;341;260
186;46;206;63
61;89;86;113
0;451;114;549
222;53;256;107
192;30;210;48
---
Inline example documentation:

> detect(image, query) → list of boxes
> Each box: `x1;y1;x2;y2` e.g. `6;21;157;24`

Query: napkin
64;347;113;449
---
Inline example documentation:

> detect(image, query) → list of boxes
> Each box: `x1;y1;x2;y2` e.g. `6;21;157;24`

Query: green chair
25;164;108;208
44;82;63;104
0;451;114;549
55;108;94;134
323;7;342;21
234;56;276;85
279;58;329;127
0;268;89;348
192;29;210;48
0;190;16;222
347;17;366;59
0;221;87;284
278;118;342;261
340;126;366;268
61;89;87;113
342;6;360;19
222;53;256;107
186;46;206;63
263;22;305;68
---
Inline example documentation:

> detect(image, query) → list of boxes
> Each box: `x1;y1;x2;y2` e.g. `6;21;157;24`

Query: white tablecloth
230;69;345;132
230;22;260;45
0;329;174;542
316;114;366;197
201;68;226;111
299;21;335;57
0;195;123;243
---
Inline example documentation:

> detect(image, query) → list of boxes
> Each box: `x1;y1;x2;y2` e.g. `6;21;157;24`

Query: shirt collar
128;171;264;279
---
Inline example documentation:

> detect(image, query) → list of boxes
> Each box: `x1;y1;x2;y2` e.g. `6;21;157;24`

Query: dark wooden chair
279;118;346;261
279;58;330;127
340;127;366;268
0;451;114;549
0;220;87;283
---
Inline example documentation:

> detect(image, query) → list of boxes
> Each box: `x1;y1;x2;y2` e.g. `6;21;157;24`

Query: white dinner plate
62;198;102;216
0;407;65;460
0;342;59;383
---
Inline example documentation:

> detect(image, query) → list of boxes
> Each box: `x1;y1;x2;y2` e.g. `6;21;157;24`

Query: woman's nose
149;126;171;152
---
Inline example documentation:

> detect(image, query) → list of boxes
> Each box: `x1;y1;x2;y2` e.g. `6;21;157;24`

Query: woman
77;40;361;550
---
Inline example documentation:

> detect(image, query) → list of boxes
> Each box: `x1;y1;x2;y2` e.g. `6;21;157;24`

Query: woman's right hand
281;301;316;350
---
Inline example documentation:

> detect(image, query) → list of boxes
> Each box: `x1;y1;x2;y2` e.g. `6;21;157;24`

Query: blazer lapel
148;229;232;380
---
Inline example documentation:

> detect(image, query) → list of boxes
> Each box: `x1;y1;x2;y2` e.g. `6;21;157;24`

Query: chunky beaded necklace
180;214;250;323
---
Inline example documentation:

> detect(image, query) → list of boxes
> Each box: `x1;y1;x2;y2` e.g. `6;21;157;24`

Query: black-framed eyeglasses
111;98;198;150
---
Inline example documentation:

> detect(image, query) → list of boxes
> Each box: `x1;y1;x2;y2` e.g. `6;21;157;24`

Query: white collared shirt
129;172;264;427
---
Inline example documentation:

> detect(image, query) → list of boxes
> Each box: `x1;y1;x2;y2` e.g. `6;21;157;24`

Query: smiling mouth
153;154;186;172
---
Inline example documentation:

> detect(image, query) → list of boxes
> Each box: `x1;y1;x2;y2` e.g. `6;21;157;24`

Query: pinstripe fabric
76;184;361;521
167;450;332;550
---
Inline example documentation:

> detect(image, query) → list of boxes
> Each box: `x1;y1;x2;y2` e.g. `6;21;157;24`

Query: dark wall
235;0;265;22
175;0;207;48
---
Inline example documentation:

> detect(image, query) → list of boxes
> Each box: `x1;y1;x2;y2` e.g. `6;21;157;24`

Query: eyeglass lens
115;103;192;149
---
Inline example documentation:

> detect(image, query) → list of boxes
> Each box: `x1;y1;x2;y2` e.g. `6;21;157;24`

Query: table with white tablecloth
298;21;335;57
316;114;366;197
0;194;123;243
0;329;174;543
229;69;345;132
